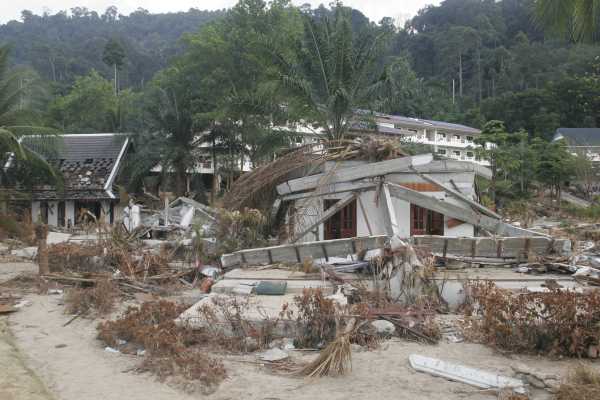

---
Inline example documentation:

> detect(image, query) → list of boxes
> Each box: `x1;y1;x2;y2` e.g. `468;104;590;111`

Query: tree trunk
490;158;497;207
35;224;49;276
175;162;187;197
458;53;463;98
114;63;118;96
477;47;482;103
211;133;217;205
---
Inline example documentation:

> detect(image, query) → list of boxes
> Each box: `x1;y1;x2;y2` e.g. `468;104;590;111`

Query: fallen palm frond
223;137;408;211
556;365;600;400
299;318;356;377
299;330;352;377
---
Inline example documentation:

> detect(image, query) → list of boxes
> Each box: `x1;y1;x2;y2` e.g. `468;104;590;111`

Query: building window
294;136;303;144
467;136;474;142
437;149;446;155
466;151;474;158
453;151;461;157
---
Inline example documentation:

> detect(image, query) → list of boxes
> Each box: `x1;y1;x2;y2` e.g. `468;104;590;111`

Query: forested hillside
397;0;599;134
2;0;596;136
0;6;224;90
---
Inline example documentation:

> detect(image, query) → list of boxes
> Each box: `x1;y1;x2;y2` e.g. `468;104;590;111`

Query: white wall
290;171;480;241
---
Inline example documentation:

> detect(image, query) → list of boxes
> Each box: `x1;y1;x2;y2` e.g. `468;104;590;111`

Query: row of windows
436;133;475;142
437;149;475;158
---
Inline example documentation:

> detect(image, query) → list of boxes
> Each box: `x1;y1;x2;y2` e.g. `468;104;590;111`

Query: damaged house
278;153;528;244
22;133;132;227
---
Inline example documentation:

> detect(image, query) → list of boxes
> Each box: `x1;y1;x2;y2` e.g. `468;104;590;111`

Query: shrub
463;282;600;357
97;301;226;393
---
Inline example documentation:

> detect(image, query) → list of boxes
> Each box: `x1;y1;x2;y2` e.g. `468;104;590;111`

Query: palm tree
535;0;600;42
274;4;391;140
0;45;57;203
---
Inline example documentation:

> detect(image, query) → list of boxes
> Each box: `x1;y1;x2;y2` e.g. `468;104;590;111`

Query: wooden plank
290;192;358;243
386;182;545;237
397;182;442;192
446;218;465;228
382;184;400;236
276;154;434;195
220;235;388;268
418;172;502;219
409;354;526;394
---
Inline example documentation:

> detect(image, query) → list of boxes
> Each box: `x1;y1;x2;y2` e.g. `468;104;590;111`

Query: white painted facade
289;167;477;242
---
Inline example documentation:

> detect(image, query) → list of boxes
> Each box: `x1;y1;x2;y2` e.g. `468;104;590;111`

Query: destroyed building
277;153;531;244
21;133;132;227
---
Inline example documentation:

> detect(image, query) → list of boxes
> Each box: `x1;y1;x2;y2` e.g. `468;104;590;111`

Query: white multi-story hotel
351;112;486;165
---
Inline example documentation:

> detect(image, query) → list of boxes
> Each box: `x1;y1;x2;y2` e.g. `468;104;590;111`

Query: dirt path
7;294;591;400
0;317;55;400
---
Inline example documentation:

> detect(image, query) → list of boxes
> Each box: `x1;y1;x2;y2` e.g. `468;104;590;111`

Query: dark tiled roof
21;134;129;200
554;128;600;146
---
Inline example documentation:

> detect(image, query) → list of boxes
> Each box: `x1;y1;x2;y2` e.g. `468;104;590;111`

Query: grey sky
0;1;441;25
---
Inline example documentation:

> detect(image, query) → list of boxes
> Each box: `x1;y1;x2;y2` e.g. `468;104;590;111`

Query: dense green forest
0;6;224;89
0;0;599;200
1;0;598;135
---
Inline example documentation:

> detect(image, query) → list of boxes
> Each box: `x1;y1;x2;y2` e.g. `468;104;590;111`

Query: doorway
324;199;357;240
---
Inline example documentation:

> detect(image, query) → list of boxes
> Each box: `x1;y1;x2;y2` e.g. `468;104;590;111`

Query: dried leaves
291;289;338;348
463;282;600;357
64;279;117;316
97;301;226;393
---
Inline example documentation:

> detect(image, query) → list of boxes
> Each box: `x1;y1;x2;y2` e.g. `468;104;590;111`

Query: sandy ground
0;261;37;282
1;261;599;400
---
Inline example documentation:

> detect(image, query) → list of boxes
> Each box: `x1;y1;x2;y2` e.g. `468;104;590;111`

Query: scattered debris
556;364;600;400
258;348;289;362
408;354;526;394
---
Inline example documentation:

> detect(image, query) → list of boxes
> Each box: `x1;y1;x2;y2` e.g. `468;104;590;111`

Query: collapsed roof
21;133;130;200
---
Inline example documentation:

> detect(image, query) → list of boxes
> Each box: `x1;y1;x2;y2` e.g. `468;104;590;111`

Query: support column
65;201;75;228
31;201;40;223
47;201;58;227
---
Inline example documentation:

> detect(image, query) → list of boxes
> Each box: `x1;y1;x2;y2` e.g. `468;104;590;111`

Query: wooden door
427;209;444;235
410;204;427;235
324;199;357;240
411;204;445;236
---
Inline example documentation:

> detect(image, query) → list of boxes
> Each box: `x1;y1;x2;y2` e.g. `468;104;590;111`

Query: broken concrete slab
258;348;289;362
220;235;387;268
46;232;71;244
10;247;38;259
412;235;571;258
176;293;299;337
276;154;434;195
409;354;526;394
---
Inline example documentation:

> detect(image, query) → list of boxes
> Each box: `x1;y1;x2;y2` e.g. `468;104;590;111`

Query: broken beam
290;192;358;243
277;154;433;195
386;182;546;237
221;235;387;268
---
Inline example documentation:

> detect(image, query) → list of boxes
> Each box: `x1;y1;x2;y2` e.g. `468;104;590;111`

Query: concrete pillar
100;200;111;224
47;201;58;227
65;200;75;228
31;201;40;223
